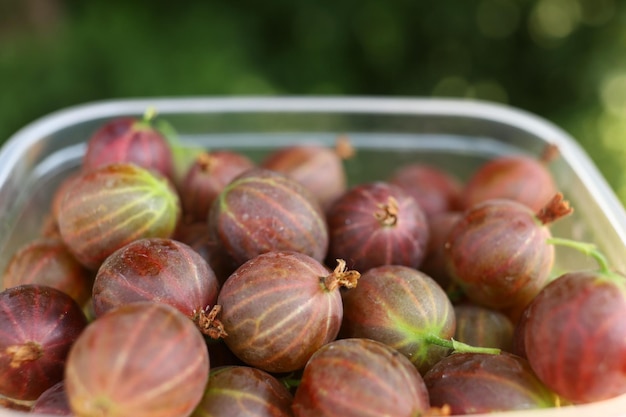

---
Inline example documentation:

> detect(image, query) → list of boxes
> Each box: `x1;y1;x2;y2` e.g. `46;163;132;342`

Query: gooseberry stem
546;237;611;274
143;106;158;123
424;334;500;355
132;106;158;131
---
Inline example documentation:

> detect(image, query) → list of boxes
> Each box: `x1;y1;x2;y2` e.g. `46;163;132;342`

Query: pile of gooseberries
1;110;625;417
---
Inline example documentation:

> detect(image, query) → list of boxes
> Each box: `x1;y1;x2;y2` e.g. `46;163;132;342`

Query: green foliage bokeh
1;0;626;200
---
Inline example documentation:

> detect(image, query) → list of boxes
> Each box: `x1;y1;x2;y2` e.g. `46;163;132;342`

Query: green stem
143;106;157;123
132;106;158;131
546;237;611;274
424;334;500;355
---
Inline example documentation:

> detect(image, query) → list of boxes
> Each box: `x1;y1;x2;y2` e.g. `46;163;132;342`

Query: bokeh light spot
600;73;626;117
598;113;626;150
467;80;509;103
432;76;470;97
528;0;581;46
595;112;626;202
578;0;615;26
476;0;521;39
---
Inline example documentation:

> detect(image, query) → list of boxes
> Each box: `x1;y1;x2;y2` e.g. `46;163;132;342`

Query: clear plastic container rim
1;95;625;244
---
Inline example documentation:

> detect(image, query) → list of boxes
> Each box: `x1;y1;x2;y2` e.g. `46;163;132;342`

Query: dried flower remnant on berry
374;196;399;226
335;135;356;160
192;305;228;339
323;259;361;291
536;193;573;225
6;342;43;368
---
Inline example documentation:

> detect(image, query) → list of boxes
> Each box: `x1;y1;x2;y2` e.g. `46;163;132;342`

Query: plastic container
1;96;625;416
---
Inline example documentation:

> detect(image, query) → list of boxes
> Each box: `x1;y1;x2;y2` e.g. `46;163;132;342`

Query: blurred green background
1;0;625;202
